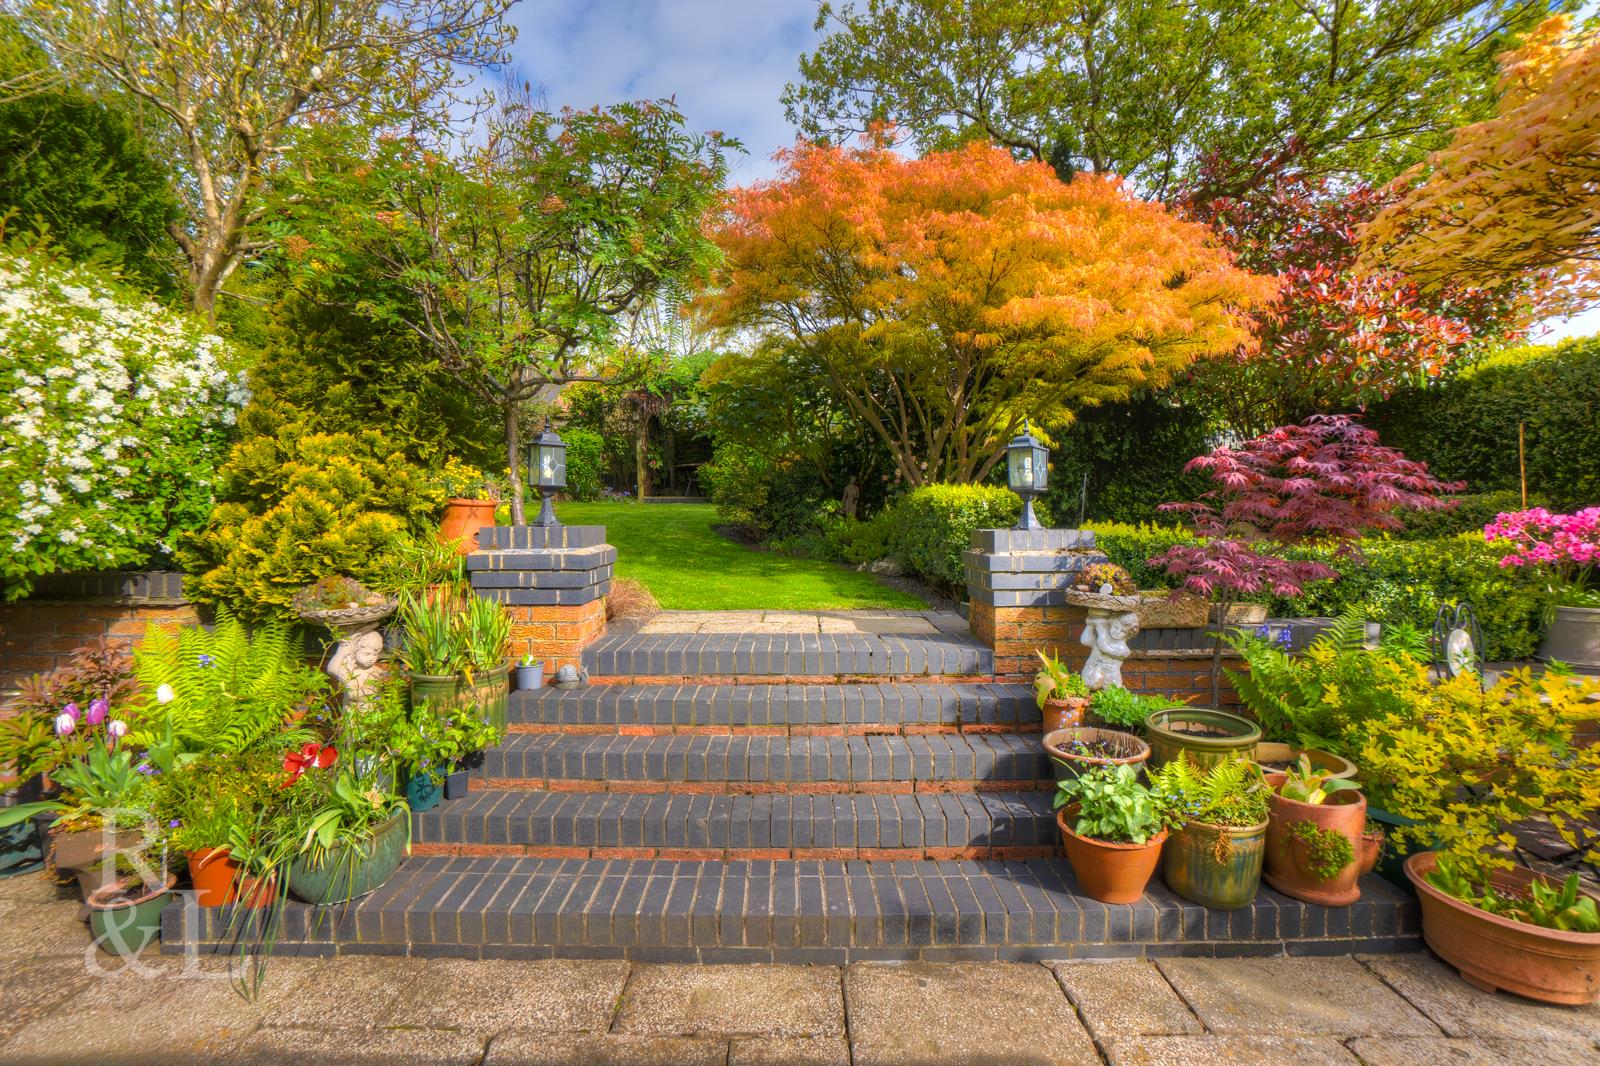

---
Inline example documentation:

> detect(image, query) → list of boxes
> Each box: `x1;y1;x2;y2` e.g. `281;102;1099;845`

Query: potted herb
1034;652;1090;733
1263;754;1366;905
1041;727;1150;784
515;653;545;692
1151;757;1271;909
1144;707;1261;772
1086;686;1186;734
1053;763;1172;904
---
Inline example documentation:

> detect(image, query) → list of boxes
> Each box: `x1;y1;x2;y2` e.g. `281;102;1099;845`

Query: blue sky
505;0;1598;343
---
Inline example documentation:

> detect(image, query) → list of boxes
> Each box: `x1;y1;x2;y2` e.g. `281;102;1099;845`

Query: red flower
281;742;338;788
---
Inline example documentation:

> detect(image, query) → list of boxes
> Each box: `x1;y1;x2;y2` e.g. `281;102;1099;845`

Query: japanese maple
703;137;1275;486
1151;414;1462;702
1179;144;1518;436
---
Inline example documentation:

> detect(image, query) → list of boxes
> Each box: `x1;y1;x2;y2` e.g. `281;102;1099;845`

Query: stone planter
1145;708;1262;771
287;810;409;905
1162;817;1268;910
1135;591;1208;629
1042;728;1150;785
1405;851;1600;1005
1538;606;1600;670
1211;603;1268;625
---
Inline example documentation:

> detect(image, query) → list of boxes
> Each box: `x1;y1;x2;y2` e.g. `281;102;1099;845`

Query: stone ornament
1064;585;1142;691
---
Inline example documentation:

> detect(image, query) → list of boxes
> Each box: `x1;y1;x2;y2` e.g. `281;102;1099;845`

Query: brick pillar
963;528;1108;681
468;526;614;672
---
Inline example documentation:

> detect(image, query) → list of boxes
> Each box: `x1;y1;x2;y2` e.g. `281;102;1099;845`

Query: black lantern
528;421;567;527
1006;419;1049;531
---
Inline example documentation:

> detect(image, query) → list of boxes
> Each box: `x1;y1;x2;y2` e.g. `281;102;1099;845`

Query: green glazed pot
472;665;510;733
409;672;469;715
87;875;176;956
1145;708;1262;771
1162;817;1268;910
287;810;409;905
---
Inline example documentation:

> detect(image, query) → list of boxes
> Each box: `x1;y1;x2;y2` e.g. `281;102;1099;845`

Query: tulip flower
86;697;108;726
107;719;128;741
63;701;80;721
156;684;175;704
53;713;76;736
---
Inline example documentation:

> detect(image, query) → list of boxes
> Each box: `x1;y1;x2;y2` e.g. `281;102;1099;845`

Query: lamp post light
1006;419;1049;531
528;421;568;528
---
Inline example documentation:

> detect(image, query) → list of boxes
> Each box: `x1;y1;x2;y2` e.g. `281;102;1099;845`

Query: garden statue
1064;563;1142;690
293;576;396;709
327;629;386;708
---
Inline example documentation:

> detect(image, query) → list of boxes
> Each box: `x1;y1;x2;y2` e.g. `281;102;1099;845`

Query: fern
133;607;328;755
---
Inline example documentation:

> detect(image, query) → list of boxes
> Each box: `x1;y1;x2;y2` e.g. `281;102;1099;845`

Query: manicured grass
554;501;927;611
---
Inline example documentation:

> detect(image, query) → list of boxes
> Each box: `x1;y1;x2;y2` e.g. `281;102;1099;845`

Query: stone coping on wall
18;570;188;605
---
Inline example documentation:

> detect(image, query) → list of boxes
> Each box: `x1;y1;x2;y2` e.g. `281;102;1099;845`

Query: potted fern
1151;756;1271;909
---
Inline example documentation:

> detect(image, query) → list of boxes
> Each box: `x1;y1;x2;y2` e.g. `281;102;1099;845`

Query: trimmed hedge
891;484;1053;589
1085;522;1549;661
1391;489;1546;540
1365;337;1600;511
563;428;605;502
1045;393;1212;525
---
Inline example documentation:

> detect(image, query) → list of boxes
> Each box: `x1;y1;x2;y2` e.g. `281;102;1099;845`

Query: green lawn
553;501;928;611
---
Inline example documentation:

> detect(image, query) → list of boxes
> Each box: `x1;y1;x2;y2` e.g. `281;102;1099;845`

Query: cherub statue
1080;609;1139;690
327;628;386;708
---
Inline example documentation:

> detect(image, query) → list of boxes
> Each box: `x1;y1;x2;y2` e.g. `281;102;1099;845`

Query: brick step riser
587;674;997;686
508;723;1041;736
468;778;1053;795
411;843;1061;861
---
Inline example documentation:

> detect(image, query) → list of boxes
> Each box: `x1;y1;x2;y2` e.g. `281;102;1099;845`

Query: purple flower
53;712;76;737
62;701;80;721
136;763;155;776
168;819;181;829
85;697;108;726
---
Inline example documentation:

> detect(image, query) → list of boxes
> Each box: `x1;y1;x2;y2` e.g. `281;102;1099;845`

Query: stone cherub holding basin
1063;562;1141;690
293;576;397;709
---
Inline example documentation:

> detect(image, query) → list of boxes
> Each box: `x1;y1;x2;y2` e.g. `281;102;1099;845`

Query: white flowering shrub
0;246;248;599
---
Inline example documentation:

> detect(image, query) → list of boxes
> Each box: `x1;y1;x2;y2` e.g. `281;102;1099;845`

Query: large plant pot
1040;696;1089;734
472;665;511;733
187;848;242;908
1056;806;1167;905
1538;606;1600;670
1368;805;1431;890
1252;742;1358;782
410;671;468;715
87;874;176;956
49;825;145;900
287;810;408;905
438;498;496;555
1264;788;1367;906
1406;852;1600;1005
1145;708;1262;771
1163;817;1268;910
1042;727;1150;785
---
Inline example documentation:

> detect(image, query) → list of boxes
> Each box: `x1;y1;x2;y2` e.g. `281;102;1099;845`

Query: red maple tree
1152;414;1462;702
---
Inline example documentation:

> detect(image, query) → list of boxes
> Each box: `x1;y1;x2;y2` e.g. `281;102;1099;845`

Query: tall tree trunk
506;400;525;526
634;416;649;500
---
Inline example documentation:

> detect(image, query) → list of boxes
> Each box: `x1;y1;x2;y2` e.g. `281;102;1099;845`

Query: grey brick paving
582;630;993;677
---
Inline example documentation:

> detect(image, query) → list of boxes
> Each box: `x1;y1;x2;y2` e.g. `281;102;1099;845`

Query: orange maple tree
701;139;1275;485
1359;15;1600;318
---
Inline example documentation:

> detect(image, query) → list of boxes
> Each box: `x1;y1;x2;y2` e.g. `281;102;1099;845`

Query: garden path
0;869;1594;1065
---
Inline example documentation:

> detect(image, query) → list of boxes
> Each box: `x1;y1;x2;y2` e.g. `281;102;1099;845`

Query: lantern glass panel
1008;444;1036;491
531;439;567;490
1029;443;1049;492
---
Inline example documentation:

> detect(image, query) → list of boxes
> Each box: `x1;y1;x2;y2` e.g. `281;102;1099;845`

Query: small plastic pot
405;770;442;812
515;663;544;691
444;769;471;801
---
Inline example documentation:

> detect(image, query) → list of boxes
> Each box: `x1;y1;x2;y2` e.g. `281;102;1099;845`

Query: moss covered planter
1264;788;1367;906
287;810;409;905
1162;818;1268;910
1145;708;1261;771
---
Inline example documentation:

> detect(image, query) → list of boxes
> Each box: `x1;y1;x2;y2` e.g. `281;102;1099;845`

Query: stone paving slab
379;958;629;1034
1053;961;1204;1040
614;963;844;1038
1155;956;1442;1038
1358;952;1600;1045
1347;1036;1591;1066
730;1036;853;1066
229;1026;486;1066
1101;1035;1361;1065
262;954;429;1029
485;1033;726;1066
844;962;1101;1066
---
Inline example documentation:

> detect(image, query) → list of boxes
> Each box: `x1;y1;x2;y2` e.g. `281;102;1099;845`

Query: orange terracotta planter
1041;696;1088;734
1056;807;1167;905
438;498;496;555
187;848;241;908
1406;852;1600;1005
1263;788;1367;906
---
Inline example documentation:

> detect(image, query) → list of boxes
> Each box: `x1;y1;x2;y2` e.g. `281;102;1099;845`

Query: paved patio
2;873;1596;1065
634;610;970;636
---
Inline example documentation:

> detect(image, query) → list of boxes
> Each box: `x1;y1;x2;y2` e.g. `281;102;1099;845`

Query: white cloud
506;0;820;183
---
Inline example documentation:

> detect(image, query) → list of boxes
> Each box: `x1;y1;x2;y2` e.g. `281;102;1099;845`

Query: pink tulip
85;697;107;726
106;720;128;742
53;713;75;737
62;701;80;721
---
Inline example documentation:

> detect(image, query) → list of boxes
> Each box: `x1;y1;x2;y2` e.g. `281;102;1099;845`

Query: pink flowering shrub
1484;507;1600;606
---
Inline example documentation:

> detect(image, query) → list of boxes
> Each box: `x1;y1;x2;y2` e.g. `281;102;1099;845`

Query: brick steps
582;629;993;678
411;790;1060;861
511;682;1037;731
474;732;1051;791
166;856;1421;963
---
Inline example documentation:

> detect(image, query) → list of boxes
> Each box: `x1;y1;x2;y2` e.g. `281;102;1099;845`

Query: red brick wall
1;600;199;709
505;598;607;672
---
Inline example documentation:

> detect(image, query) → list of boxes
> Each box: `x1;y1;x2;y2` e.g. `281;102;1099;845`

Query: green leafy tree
283;101;738;524
14;0;513;321
0;19;179;293
785;0;1560;197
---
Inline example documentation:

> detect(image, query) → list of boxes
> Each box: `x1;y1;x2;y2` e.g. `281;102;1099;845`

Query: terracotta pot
438;498;496;555
87;874;176;956
1056;806;1167;905
1252;742;1358;782
1041;696;1089;734
1163;817;1268;910
1042;727;1150;785
1263;788;1367;906
1358;829;1384;876
1145;708;1262;772
1405;852;1600;1005
187;847;241;908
